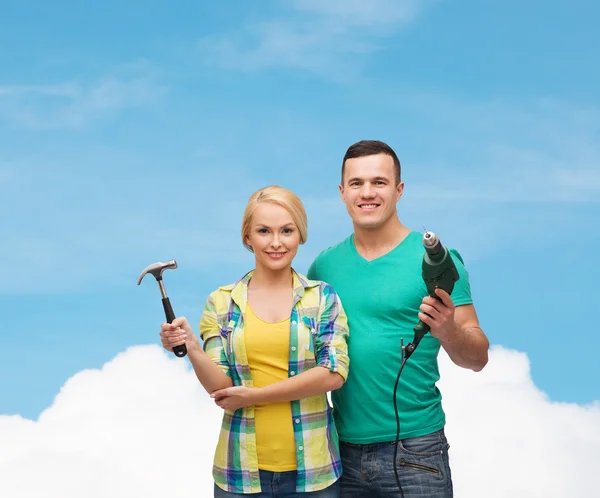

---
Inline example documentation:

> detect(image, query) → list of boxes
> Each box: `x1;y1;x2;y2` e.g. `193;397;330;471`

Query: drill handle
413;319;430;338
406;287;442;358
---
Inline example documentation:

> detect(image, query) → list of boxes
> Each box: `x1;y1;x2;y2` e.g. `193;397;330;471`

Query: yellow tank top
244;302;297;471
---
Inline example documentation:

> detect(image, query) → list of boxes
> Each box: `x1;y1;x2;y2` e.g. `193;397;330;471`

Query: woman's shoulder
208;270;254;297
294;270;338;299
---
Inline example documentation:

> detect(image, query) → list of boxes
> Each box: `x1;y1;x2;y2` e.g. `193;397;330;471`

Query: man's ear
396;181;404;201
338;183;345;202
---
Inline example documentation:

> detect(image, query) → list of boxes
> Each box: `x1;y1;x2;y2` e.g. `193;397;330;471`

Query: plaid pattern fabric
199;269;350;494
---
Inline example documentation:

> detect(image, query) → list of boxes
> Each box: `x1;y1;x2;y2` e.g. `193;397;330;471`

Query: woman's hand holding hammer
159;317;200;353
159;317;233;393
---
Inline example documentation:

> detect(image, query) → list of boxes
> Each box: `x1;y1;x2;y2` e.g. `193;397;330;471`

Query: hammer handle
162;297;188;358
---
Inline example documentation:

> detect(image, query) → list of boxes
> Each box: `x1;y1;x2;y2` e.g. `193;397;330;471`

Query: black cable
392;355;409;498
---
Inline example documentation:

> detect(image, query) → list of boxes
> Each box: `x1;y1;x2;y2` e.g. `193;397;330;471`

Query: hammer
137;259;187;358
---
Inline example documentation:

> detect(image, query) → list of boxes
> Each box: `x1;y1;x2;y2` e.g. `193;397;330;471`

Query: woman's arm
160;294;233;394
211;367;342;409
186;337;233;393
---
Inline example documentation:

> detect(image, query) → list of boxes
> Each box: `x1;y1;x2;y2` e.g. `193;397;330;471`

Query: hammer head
137;259;178;285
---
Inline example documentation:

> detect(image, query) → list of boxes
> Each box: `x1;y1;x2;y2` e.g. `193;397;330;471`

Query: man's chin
353;216;383;230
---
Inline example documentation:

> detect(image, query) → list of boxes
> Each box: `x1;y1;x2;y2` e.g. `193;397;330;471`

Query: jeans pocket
397;457;441;474
397;429;446;458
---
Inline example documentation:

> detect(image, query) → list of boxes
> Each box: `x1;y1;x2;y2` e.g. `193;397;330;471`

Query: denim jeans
213;470;340;497
338;428;453;497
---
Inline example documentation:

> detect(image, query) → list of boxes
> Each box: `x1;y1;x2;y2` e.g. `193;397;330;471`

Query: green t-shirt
307;230;473;443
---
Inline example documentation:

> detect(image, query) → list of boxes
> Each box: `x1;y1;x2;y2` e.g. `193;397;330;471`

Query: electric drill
404;231;460;360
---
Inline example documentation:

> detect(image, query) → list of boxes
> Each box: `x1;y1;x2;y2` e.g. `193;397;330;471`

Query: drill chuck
423;231;443;258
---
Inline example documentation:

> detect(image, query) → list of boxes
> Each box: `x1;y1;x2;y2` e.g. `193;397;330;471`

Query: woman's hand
211;386;255;411
159;317;200;353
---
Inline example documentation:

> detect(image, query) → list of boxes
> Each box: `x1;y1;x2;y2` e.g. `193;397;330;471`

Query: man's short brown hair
341;140;401;185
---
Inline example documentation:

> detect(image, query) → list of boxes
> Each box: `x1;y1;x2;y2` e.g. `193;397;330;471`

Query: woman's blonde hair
241;185;308;252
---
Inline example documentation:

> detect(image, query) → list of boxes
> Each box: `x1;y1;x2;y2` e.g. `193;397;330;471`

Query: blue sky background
1;0;599;420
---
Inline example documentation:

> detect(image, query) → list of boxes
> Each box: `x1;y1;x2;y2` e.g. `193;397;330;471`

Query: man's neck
249;265;293;290
353;217;412;261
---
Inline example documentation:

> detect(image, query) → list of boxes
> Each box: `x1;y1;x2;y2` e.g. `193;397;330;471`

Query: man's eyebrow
347;176;391;183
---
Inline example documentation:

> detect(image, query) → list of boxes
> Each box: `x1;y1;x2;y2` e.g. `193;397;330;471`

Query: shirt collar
220;268;319;310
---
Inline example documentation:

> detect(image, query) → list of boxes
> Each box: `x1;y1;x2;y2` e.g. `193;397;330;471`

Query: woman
160;185;350;497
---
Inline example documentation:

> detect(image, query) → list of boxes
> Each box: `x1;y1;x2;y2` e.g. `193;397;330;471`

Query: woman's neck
249;265;293;290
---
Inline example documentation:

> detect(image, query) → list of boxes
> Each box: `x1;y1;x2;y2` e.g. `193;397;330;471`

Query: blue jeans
213;470;340;497
338;428;453;497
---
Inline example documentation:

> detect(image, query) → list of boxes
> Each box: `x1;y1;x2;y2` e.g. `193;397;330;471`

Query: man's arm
439;303;489;372
419;289;489;372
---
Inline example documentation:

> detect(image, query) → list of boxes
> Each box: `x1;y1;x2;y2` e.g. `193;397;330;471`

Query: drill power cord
393;355;409;498
392;230;459;496
393;331;426;498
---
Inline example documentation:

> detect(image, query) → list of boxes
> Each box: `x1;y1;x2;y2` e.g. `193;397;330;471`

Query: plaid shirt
199;269;350;494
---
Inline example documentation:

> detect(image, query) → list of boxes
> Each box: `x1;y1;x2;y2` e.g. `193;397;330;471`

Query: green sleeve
448;248;473;307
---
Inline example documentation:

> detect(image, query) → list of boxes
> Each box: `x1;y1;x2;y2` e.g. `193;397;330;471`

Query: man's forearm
187;343;233;393
250;366;344;404
440;323;489;372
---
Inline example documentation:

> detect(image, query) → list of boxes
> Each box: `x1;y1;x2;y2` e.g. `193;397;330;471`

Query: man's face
339;153;404;230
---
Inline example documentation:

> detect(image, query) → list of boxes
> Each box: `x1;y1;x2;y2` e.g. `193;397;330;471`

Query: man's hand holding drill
418;288;458;343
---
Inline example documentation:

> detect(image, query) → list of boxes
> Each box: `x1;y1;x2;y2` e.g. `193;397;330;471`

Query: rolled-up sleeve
315;283;350;381
199;293;232;378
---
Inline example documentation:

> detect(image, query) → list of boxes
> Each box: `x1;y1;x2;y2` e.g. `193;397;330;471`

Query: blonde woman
160;186;350;497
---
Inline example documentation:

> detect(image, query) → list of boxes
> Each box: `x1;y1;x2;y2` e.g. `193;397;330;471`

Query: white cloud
0;346;220;498
1;344;598;497
438;347;600;497
197;0;429;78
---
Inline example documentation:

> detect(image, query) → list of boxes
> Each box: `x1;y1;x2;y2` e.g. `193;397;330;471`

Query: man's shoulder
312;234;354;264
447;247;466;266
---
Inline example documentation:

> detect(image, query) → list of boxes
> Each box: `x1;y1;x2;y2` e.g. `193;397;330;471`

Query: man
307;140;489;497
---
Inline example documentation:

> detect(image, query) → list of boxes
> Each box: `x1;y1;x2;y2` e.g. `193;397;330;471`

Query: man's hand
211;386;255;411
418;288;457;341
419;288;490;372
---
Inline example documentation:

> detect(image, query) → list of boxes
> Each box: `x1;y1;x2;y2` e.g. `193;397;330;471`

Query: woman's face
245;202;301;273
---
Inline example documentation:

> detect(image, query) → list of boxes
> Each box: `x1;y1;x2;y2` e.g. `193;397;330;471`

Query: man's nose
360;183;376;197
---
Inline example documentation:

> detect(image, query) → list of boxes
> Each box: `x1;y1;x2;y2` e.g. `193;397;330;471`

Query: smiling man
307;140;489;498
